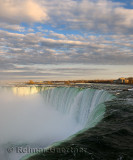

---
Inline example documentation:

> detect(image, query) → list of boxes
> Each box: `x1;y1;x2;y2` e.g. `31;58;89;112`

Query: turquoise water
0;86;116;160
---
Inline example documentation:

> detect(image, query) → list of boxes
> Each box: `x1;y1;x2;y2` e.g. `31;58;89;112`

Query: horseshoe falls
0;86;116;160
41;87;114;128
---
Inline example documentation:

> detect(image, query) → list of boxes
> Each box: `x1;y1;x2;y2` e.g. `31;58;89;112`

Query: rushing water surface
0;84;133;160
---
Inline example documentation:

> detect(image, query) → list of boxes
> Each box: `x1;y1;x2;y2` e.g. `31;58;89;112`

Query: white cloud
0;0;133;80
0;30;133;68
0;23;25;31
48;31;67;39
0;0;133;33
0;29;133;80
0;0;48;23
37;0;133;34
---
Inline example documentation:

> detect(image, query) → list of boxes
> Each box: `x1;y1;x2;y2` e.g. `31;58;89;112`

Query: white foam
0;88;81;160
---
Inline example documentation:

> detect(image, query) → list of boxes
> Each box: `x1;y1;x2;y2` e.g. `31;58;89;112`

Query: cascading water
0;87;115;160
23;85;133;160
41;87;115;129
22;87;115;160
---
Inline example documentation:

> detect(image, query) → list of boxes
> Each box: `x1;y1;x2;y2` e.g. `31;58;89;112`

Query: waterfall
0;86;115;160
41;87;114;128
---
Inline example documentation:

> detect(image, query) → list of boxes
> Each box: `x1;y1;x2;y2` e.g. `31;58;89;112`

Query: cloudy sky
0;0;133;81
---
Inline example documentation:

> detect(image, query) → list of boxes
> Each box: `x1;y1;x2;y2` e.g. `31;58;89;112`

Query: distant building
128;78;133;84
124;79;129;84
114;77;133;84
114;77;126;84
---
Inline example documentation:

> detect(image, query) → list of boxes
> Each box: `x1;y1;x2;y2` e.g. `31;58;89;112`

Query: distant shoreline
25;79;133;86
0;78;133;87
17;82;133;88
